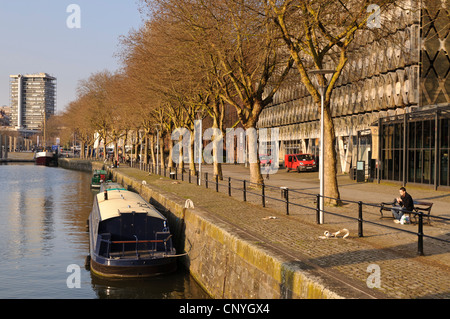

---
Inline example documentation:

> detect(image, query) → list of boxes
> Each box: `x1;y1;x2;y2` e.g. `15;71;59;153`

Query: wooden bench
379;200;433;224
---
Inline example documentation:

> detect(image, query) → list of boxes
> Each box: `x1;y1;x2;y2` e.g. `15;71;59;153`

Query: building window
407;119;435;184
441;118;449;186
382;122;403;181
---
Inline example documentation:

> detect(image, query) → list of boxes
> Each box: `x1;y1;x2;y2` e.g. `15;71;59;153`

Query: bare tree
61;96;96;158
268;0;397;204
148;0;293;185
120;8;213;174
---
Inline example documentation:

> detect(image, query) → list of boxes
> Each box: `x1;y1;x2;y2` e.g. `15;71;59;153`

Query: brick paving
116;163;450;299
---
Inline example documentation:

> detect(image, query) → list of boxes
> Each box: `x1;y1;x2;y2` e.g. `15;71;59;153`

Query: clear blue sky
0;0;145;112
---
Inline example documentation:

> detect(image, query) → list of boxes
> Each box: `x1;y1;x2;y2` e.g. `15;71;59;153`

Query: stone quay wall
59;159;341;299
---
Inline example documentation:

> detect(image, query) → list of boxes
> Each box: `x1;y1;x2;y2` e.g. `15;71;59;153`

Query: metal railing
99;233;172;259
123;161;450;256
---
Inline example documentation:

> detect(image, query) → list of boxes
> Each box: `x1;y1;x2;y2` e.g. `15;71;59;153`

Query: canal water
0;164;209;299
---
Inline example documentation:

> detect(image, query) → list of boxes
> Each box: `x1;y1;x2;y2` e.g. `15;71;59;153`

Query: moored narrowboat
88;182;177;278
91;170;107;188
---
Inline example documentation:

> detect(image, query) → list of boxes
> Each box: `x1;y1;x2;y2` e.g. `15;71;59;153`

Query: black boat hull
90;255;177;278
35;156;58;166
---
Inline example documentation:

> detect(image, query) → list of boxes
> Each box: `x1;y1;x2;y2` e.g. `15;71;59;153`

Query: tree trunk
113;139;118;162
160;132;165;171
143;135;148;164
102;129;109;161
134;131;139;163
178;135;184;173
213;141;223;180
168;138;174;169
246;127;263;186
95;142;100;159
323;102;341;206
80;141;85;159
212;122;223;180
189;130;196;174
102;137;108;161
150;134;156;166
124;129;129;161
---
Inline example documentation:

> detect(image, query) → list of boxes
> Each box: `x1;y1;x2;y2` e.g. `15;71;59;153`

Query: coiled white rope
319;228;349;239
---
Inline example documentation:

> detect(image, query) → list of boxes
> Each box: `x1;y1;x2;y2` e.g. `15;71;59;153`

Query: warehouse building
257;1;450;189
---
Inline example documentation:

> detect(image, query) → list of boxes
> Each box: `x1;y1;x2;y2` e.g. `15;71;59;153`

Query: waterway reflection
90;269;208;299
0;163;208;299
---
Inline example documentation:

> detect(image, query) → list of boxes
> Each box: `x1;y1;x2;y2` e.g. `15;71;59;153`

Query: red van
285;153;317;172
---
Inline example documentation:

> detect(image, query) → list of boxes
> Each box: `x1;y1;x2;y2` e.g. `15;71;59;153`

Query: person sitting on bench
391;187;414;223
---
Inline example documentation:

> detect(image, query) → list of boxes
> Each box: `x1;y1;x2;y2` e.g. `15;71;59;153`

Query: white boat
35;151;56;166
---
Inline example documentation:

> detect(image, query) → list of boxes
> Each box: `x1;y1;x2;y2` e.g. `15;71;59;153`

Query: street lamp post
308;69;335;225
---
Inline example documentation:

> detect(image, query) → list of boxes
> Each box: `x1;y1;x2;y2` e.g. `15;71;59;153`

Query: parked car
285;153;317;172
259;154;273;166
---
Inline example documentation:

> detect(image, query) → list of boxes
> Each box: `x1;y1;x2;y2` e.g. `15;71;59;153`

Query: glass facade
379;107;450;188
440;118;449;186
382;122;404;181
407;119;436;184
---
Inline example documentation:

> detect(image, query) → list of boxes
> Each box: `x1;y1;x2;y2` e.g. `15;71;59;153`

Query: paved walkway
200;163;450;214
117;163;450;299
